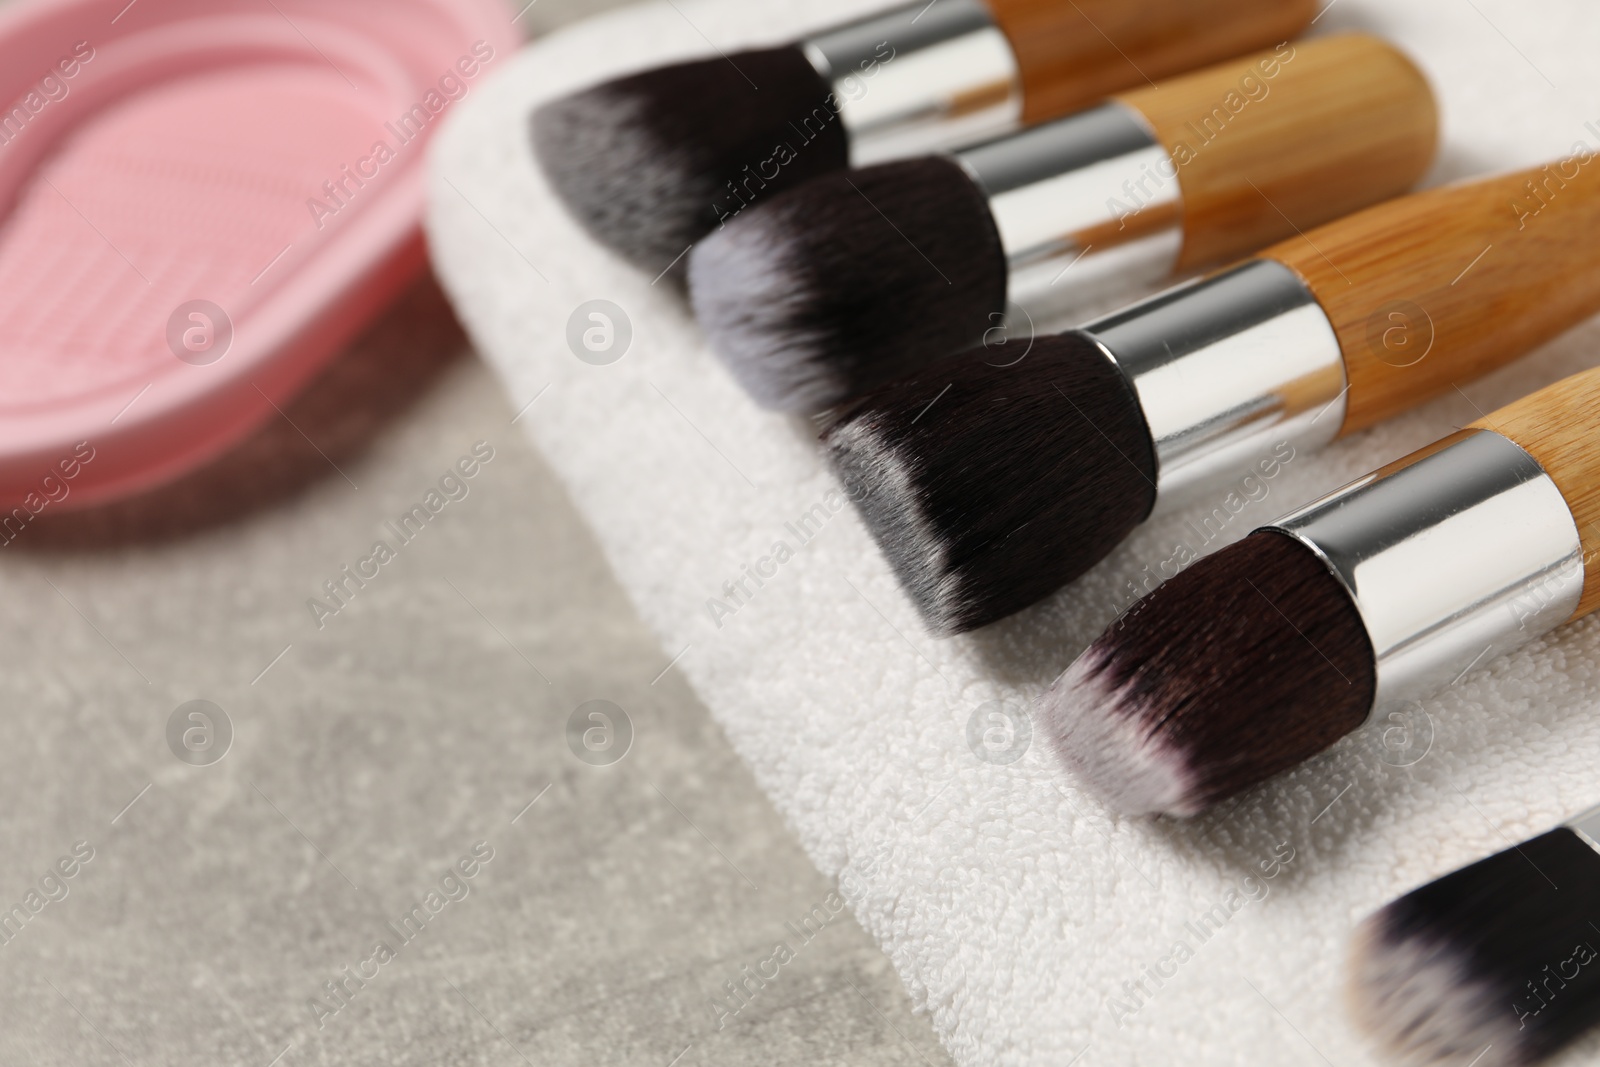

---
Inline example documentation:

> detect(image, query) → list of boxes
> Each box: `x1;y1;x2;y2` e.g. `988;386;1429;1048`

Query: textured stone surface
0;273;948;1066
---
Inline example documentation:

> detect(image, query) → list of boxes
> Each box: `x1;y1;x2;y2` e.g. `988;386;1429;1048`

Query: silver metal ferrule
956;102;1184;321
1568;804;1600;853
802;0;1022;167
1077;258;1347;507
1270;428;1584;719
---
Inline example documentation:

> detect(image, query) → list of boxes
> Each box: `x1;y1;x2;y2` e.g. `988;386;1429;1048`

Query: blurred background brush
1350;804;1600;1066
531;0;1318;277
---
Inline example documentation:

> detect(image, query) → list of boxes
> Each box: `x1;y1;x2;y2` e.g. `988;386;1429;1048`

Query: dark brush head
1350;828;1600;1066
1040;530;1376;816
823;331;1157;635
531;48;849;277
688;155;1006;411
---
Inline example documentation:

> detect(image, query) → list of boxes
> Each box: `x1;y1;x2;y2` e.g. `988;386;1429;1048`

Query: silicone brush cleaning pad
0;0;516;512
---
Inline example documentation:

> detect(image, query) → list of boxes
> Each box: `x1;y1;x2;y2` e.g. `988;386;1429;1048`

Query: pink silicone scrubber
0;0;517;515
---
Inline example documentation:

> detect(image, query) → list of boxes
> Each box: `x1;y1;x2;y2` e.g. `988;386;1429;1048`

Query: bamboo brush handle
1117;35;1437;271
1266;156;1600;434
1472;369;1600;619
987;0;1316;124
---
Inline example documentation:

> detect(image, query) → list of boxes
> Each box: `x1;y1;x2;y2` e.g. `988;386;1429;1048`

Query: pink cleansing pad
0;0;517;511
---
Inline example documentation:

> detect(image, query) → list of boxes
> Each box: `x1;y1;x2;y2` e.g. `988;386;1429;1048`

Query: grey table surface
0;2;954;1063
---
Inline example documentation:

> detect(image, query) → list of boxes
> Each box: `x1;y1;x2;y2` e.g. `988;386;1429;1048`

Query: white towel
426;2;1600;1062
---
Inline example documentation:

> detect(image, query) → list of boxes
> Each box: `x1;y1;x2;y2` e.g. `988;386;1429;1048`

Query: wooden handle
1267;153;1600;434
1473;369;1600;619
987;0;1315;123
1117;34;1438;271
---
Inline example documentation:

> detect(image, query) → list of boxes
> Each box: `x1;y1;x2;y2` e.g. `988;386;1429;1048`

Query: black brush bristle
531;48;848;276
688;155;1006;411
1351;828;1600;1066
823;332;1156;635
1040;530;1376;815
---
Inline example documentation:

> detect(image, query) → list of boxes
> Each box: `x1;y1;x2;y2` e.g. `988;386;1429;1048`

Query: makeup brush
690;33;1436;409
824;151;1600;636
1349;805;1600;1066
1042;362;1600;817
532;0;1317;276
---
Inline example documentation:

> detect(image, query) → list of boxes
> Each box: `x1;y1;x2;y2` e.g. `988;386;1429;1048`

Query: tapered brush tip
1038;650;1204;815
1349;827;1600;1065
822;332;1157;634
531;47;848;276
689;154;1006;411
1039;530;1376;816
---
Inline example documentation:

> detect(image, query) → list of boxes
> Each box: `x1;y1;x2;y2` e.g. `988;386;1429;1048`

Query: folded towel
426;2;1600;1062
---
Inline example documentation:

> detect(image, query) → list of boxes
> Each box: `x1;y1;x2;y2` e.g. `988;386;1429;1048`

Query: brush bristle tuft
1349;828;1600;1065
689;155;1005;411
823;332;1156;634
531;48;847;276
1040;530;1376;815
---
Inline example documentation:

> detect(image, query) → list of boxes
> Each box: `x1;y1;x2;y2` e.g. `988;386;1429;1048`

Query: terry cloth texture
427;3;1600;1063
